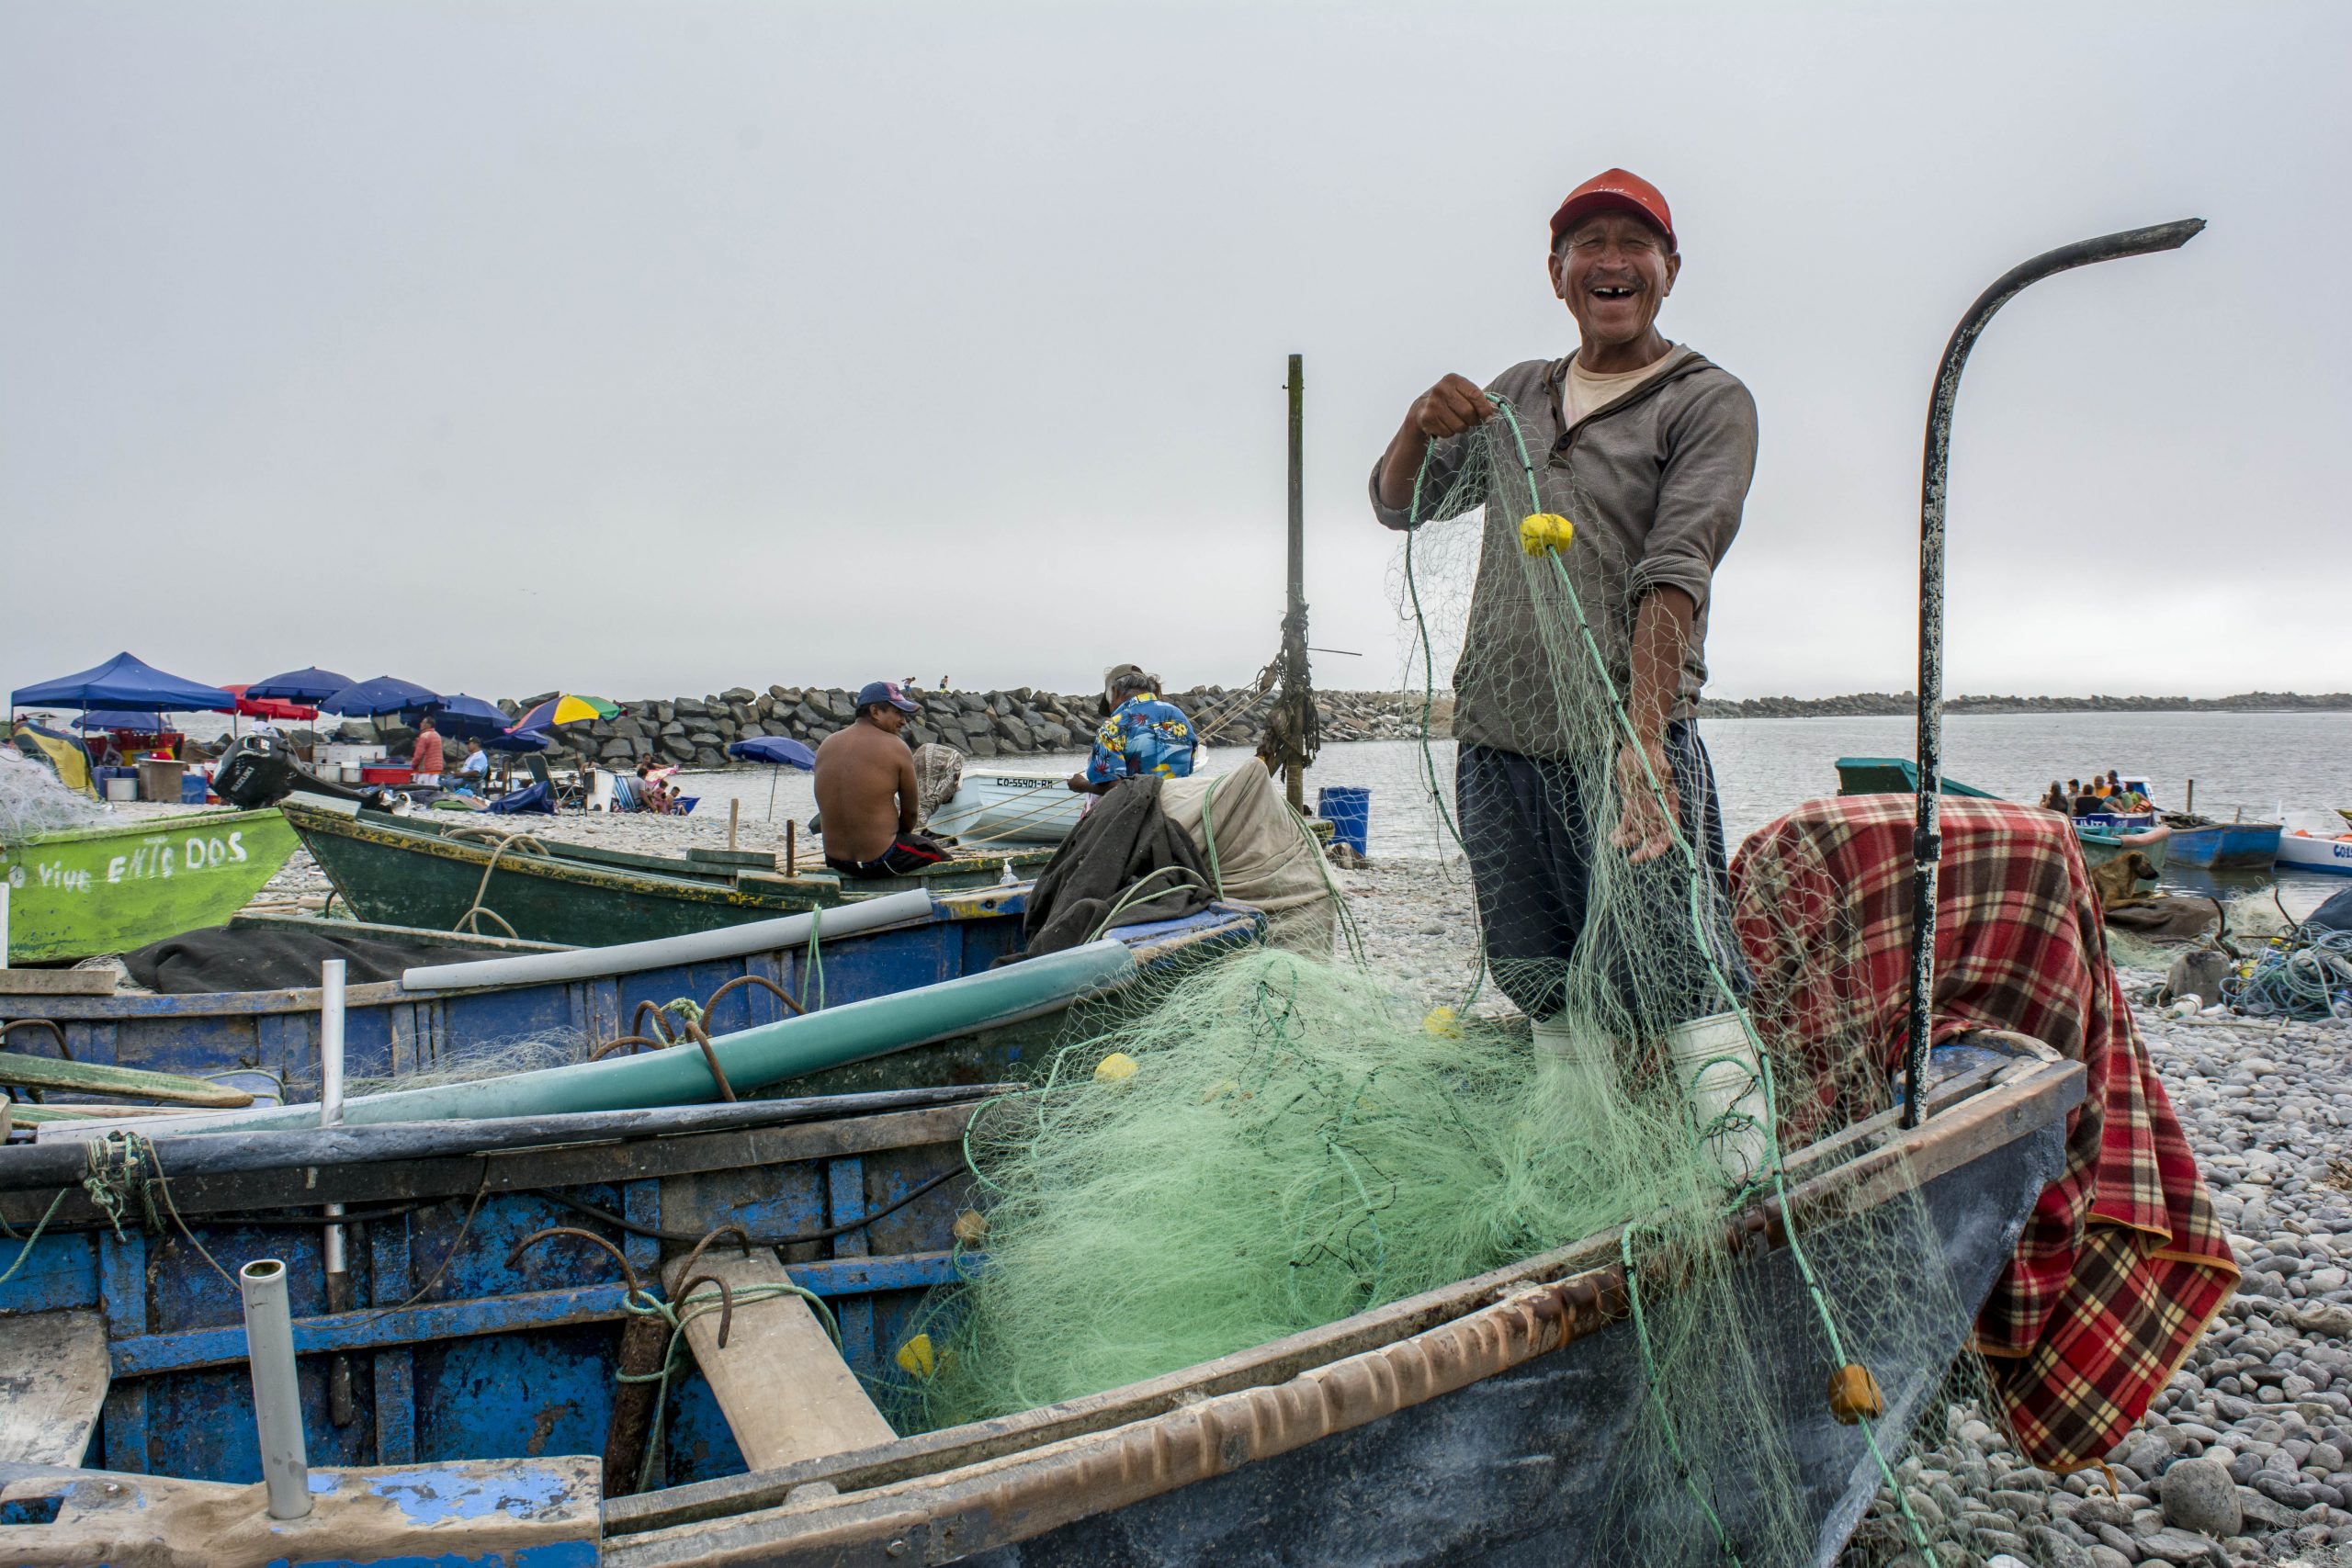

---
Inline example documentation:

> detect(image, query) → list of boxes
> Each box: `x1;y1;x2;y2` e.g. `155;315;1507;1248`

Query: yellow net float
1093;1051;1139;1084
1519;513;1576;557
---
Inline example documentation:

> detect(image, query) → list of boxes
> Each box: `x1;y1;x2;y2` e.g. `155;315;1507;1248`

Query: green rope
0;1189;69;1286
616;1271;842;1494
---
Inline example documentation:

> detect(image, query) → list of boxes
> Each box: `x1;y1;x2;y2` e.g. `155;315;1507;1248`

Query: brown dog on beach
2090;852;2162;914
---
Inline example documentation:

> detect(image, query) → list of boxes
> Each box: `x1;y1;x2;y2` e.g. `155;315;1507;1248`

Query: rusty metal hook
589;1034;676;1062
704;973;805;1021
1;1018;74;1061
669;1222;752;1348
508;1225;645;1297
680;1021;739;1103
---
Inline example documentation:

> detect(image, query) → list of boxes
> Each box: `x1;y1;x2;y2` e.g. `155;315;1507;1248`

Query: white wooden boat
928;768;1086;847
2277;829;2352;876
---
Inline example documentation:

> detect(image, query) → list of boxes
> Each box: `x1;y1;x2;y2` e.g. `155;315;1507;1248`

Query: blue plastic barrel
1317;785;1371;855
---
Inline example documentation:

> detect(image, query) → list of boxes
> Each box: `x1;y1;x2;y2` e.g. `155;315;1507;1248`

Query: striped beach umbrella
511;694;620;734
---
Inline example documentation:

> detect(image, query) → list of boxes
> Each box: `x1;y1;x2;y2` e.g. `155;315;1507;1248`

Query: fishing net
878;396;2031;1563
0;748;111;843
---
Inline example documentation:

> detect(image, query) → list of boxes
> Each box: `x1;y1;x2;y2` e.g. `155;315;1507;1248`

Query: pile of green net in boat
888;399;2005;1564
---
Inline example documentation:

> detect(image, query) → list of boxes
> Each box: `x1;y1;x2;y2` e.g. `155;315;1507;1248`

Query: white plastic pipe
1;882;10;966
320;960;346;1123
320;960;347;1275
398;889;938;992
238;1258;312;1519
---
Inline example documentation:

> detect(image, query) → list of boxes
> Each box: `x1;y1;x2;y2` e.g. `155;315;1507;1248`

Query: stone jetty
331;686;1437;767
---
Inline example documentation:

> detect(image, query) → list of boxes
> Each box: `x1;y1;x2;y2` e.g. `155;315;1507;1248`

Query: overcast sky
4;2;2345;705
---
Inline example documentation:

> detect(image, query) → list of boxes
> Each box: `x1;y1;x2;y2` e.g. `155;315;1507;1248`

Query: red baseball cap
1548;169;1676;253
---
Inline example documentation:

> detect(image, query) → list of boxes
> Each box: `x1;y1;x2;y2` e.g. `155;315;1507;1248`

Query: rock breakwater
333;687;1437;768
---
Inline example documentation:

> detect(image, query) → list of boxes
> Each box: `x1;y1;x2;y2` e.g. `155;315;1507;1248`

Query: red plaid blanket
1730;794;2237;1471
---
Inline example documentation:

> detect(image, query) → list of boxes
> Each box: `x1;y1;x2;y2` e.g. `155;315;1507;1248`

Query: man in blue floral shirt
1069;665;1197;794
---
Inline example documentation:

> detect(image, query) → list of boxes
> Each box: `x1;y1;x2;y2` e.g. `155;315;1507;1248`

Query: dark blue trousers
1454;725;1745;1027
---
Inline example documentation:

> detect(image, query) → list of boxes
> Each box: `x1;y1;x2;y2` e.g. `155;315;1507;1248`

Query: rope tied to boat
450;829;553;940
514;1223;842;1493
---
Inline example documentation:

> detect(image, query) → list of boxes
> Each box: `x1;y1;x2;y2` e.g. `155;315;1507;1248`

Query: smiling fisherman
1369;169;1764;1173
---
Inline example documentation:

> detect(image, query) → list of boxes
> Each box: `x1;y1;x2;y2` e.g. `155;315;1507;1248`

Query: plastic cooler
1317;785;1371;856
180;772;211;805
359;762;413;786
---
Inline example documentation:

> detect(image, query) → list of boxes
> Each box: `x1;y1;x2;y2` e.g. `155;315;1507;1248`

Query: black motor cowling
213;734;392;811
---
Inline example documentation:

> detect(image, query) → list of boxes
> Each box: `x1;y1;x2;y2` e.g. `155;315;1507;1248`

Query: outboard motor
213;734;398;812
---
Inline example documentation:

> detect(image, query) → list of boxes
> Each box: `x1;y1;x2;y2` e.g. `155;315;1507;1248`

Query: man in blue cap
813;681;950;878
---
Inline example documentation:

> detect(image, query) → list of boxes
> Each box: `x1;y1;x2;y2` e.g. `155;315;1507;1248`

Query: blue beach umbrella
319;676;442;717
430;694;511;739
72;710;165;732
727;734;817;819
245;667;355;704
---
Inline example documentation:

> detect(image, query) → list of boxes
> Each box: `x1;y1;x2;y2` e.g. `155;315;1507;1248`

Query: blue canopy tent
483;728;549;754
319;676;442;717
11;652;234;716
244;667;355;704
727;734;818;819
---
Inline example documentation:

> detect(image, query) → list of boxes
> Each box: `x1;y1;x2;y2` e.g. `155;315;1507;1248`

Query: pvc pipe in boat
81;938;1139;1138
320;959;346;1123
1;883;10;964
319;959;347;1278
399;889;940;992
238;1258;312;1520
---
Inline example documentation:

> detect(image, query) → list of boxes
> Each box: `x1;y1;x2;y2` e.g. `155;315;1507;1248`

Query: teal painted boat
0;808;300;963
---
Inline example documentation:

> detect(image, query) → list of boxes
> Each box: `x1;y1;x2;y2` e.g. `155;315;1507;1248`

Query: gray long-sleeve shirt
1370;346;1758;757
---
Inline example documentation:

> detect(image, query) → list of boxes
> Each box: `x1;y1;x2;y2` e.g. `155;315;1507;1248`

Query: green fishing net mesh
882;400;2050;1565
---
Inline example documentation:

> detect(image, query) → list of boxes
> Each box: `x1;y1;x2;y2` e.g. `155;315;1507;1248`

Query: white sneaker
1669;1011;1771;1189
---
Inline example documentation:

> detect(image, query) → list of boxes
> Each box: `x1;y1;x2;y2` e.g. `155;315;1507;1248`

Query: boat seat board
665;1252;897;1471
0;970;116;997
0;1308;108;1465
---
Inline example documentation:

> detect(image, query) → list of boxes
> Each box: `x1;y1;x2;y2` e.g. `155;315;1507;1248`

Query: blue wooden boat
2165;819;2283;871
1;889;1262;1119
0;1032;2084;1565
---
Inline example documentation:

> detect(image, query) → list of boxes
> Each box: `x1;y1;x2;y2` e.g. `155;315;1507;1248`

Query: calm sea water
684;709;2346;909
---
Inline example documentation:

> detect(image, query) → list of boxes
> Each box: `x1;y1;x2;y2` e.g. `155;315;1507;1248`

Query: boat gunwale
605;1032;2086;1557
0;806;288;854
0;1098;993;1225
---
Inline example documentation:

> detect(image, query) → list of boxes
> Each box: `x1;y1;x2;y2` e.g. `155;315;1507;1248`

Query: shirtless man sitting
812;682;950;878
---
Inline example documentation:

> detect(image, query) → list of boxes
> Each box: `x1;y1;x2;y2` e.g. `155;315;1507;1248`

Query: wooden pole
2186;778;2195;813
786;820;797;876
729;797;741;852
1284;352;1307;814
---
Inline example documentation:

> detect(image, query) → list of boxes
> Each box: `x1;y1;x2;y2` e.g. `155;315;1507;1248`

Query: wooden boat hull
12;896;1261;1125
2277;831;2352;875
2165;821;2282;871
929;770;1087;846
0;809;299;964
0;1035;2082;1567
1832;757;2002;800
601;1036;2082;1568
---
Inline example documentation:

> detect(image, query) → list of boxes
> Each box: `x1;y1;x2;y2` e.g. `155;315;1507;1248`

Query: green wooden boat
0;808;300;963
281;797;1047;945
